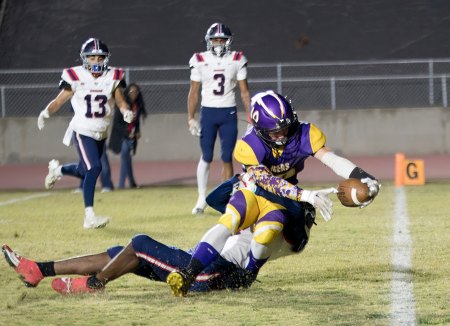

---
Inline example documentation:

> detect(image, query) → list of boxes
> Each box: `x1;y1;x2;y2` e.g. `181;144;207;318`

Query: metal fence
1;58;450;117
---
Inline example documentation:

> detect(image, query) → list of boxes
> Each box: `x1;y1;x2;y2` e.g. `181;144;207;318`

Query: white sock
56;165;63;177
196;158;210;201
85;206;95;217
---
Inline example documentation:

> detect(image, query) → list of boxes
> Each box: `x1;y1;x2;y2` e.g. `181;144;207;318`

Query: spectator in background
188;22;251;215
109;83;147;189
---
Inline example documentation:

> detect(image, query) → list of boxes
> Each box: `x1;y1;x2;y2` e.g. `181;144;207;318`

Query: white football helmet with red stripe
80;38;110;73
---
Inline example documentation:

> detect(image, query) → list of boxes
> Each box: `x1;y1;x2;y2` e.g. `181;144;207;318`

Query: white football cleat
45;159;61;190
191;197;207;215
83;207;110;229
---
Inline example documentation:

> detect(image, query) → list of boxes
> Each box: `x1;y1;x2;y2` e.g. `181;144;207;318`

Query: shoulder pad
234;139;260;165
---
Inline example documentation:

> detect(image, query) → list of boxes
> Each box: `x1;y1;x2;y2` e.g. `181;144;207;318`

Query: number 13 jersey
189;51;248;108
60;66;124;141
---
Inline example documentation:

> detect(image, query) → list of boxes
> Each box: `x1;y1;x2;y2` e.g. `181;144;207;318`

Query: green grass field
0;182;449;326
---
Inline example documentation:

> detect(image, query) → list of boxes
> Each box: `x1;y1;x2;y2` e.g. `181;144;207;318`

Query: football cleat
166;270;192;297
191;197;207;215
2;244;44;287
51;276;102;295
45;159;61;190
83;214;110;229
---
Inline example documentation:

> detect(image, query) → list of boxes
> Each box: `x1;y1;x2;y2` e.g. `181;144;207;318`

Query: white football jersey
189;51;248;108
61;66;124;141
220;228;297;269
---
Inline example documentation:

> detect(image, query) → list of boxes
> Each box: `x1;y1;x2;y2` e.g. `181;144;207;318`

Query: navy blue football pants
199;106;238;163
107;234;249;292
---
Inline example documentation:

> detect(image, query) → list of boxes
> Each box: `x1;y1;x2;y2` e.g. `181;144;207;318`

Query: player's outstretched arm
315;147;380;207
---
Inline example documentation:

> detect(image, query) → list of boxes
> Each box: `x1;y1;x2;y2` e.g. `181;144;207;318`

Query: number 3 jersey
59;66;125;144
189;51;248;108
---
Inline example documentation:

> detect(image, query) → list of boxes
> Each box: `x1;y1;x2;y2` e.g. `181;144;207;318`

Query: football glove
123;110;134;123
188;119;201;136
237;172;257;193
359;178;380;208
37;108;50;130
300;188;337;222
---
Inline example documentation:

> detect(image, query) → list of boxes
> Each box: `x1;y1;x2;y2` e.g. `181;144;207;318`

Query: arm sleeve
247;165;301;202
319;151;357;178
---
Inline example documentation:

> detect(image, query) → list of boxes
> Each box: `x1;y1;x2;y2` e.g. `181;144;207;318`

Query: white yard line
0;192;50;206
391;187;416;326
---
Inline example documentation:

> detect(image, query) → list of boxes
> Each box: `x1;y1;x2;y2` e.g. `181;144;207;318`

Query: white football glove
359;178;380;208
37;108;50;130
123;110;134;123
188;119;201;137
237;172;257;193
300;187;338;222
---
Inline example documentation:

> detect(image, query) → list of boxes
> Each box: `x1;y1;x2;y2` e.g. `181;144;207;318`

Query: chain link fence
1;59;450;117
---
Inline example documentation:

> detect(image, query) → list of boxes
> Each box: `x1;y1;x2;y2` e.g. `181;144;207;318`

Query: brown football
336;178;370;207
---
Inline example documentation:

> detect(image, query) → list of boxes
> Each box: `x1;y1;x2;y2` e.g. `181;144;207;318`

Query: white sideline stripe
0;193;51;206
390;187;416;326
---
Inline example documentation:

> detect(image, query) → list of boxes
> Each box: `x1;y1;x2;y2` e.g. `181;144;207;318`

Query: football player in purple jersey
167;90;380;296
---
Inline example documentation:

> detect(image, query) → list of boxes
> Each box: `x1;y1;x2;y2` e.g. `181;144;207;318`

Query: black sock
36;262;55;277
87;275;105;289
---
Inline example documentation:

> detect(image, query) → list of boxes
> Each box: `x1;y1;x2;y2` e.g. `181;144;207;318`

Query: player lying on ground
2;176;315;295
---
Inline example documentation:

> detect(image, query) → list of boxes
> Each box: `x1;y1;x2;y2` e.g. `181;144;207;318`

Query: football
336;178;370;207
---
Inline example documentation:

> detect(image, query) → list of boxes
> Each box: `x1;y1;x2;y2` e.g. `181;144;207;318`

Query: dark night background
1;0;450;68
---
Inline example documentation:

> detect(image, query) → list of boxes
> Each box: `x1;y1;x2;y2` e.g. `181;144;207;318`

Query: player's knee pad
253;224;282;246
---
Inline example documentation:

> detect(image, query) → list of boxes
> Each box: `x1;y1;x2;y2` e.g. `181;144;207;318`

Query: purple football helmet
205;23;233;56
250;90;298;147
80;38;110;73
